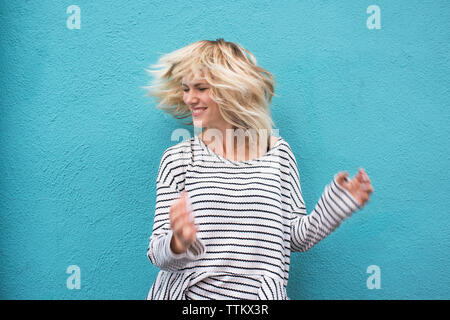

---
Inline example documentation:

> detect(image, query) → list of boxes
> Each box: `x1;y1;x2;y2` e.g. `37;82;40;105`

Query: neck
200;126;237;154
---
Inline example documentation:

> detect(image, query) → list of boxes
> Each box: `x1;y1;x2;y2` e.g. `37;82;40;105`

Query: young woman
144;39;374;300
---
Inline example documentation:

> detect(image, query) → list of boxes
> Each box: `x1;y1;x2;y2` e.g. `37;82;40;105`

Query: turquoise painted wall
1;0;449;299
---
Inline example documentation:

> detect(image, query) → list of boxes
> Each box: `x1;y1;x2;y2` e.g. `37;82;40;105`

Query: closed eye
183;88;208;92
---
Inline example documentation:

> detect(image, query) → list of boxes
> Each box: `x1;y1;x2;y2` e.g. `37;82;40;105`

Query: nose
184;90;199;106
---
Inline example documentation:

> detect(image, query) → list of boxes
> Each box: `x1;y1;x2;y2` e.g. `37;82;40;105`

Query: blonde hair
143;39;278;149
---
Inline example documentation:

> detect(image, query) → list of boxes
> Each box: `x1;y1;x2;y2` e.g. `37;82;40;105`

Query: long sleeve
147;146;206;272
287;149;362;252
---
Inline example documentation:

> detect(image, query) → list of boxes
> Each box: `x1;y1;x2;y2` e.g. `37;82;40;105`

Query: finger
362;182;374;193
356;170;364;183
361;191;370;202
356;191;367;206
171;214;185;235
361;182;369;191
336;171;349;186
363;175;374;193
173;213;190;235
349;178;360;191
170;208;179;227
173;190;188;212
177;191;187;210
356;168;365;183
176;224;193;245
343;171;349;180
181;225;195;244
170;205;184;226
361;169;371;184
170;204;183;225
172;192;190;217
361;188;372;201
356;180;371;198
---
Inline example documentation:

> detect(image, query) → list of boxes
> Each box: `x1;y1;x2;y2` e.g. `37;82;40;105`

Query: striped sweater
147;135;361;300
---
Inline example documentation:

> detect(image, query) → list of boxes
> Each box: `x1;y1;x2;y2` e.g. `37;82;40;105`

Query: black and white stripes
147;135;361;300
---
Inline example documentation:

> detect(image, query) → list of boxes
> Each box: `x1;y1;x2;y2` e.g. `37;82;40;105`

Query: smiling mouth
192;107;207;116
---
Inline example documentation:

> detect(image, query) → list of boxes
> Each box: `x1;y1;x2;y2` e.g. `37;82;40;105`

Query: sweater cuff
166;230;206;260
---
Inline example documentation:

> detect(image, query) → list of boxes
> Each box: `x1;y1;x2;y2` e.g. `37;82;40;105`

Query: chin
193;119;207;128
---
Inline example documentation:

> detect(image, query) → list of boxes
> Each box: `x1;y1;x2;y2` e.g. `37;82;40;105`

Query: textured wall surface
1;0;449;299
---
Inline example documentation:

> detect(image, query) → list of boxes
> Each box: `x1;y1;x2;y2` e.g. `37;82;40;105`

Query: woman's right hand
169;190;197;254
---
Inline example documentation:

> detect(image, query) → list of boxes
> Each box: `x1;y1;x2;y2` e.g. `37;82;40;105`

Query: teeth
192;108;207;114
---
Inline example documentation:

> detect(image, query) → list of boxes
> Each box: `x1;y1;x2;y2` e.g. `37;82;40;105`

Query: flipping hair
143;39;278;149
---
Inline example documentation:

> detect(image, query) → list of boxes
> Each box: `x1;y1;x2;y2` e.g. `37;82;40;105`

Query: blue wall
1;0;449;299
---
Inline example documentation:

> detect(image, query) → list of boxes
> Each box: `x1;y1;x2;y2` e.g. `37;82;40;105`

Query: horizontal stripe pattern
147;135;361;300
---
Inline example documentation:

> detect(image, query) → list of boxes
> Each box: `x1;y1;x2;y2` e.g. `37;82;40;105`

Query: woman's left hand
336;168;374;207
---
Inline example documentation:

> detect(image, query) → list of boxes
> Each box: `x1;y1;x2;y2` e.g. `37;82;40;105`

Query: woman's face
182;76;225;129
